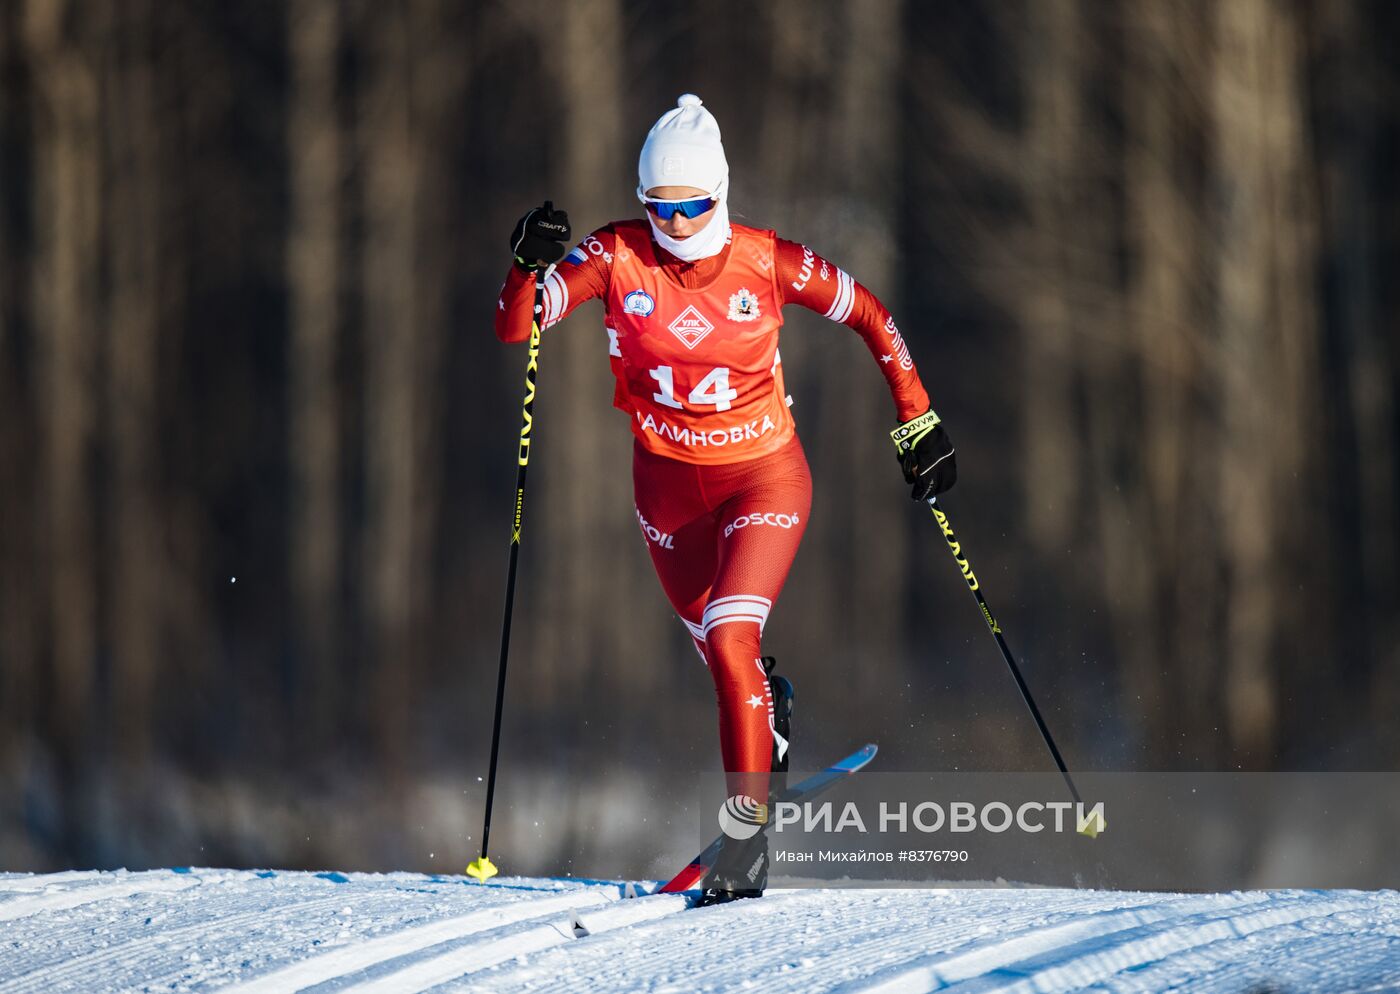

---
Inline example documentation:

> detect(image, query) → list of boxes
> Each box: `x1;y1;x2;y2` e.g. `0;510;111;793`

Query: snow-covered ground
1;869;1398;992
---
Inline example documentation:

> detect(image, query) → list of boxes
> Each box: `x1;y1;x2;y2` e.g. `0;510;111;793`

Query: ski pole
923;496;1101;837
467;266;550;882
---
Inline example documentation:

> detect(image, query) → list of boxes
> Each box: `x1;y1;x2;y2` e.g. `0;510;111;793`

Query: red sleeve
775;237;931;423
494;226;615;343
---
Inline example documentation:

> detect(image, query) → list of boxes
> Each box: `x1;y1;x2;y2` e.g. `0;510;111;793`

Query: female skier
496;94;956;904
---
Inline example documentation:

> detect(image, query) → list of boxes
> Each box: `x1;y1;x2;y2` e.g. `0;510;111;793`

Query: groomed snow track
1;870;1397;992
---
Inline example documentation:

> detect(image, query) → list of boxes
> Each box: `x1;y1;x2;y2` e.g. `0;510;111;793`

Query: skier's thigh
709;484;811;607
637;510;718;625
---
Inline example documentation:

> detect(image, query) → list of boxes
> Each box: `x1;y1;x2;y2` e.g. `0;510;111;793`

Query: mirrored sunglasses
643;196;718;221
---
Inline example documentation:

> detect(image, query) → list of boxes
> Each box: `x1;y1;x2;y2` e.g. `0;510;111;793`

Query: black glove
510;201;571;271
889;409;957;500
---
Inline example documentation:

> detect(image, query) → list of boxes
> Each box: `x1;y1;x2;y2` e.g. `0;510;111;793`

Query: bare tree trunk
827;0;907;691
288;0;345;746
519;0;634;862
529;0;633;720
25;0;101;779
755;0;825;209
355;0;459;810
402;0;463;728
0;0;37;762
1210;0;1319;765
1312;0;1397;740
1121;1;1224;763
105;0;163;765
1020;0;1084;557
358;0;421;787
1019;0;1149;764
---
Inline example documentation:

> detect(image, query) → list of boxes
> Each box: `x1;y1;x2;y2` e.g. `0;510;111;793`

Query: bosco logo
723;511;801;538
581;234;612;264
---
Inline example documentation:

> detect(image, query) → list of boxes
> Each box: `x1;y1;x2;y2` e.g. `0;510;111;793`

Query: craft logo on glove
537;217;569;238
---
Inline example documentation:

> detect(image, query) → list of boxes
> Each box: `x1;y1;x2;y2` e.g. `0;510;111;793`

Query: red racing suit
496;220;932;804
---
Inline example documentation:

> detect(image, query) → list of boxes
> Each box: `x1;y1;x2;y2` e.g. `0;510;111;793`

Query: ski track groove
146;881;615;994
749;892;1189;994
943;894;1375;993
0;871;102;893
842;892;1374;994
1088;917;1400;993
328;920;579;994
440;887;840;994
0;873;235;958
0;878;219;986
447;888;842;992
828;891;1275;994
0;870;200;923
331;895;691;994
3;873;1398;994
220;888;615;994
0;872;502;993
0;880;347;994
775;892;1231;994
456;889;1191;994
1;874;610;994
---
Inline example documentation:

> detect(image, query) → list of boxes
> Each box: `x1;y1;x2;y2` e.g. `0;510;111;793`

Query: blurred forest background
1;0;1397;877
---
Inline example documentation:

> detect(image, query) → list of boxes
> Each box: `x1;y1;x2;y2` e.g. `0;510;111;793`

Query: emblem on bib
667;305;714;349
623;289;655;317
728;287;761;322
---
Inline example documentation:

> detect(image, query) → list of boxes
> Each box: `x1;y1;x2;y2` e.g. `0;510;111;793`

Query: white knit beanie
637;94;732;261
637;93;729;200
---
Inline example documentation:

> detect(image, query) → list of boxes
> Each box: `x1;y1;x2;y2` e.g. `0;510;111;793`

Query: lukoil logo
790;244;815;291
718;794;768;840
635;507;675;549
723;511;801;538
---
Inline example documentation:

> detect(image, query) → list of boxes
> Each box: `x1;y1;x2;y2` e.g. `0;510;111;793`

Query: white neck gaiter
647;196;731;263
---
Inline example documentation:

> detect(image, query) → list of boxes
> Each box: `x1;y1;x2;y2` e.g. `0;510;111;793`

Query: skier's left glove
509;201;572;271
890;409;957;501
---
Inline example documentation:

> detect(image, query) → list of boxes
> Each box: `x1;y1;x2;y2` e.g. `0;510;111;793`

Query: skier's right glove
510;202;571;271
890;408;957;501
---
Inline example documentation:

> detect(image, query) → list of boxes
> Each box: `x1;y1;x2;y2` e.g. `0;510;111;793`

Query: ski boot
763;655;794;801
696;658;794;908
695;825;768;906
